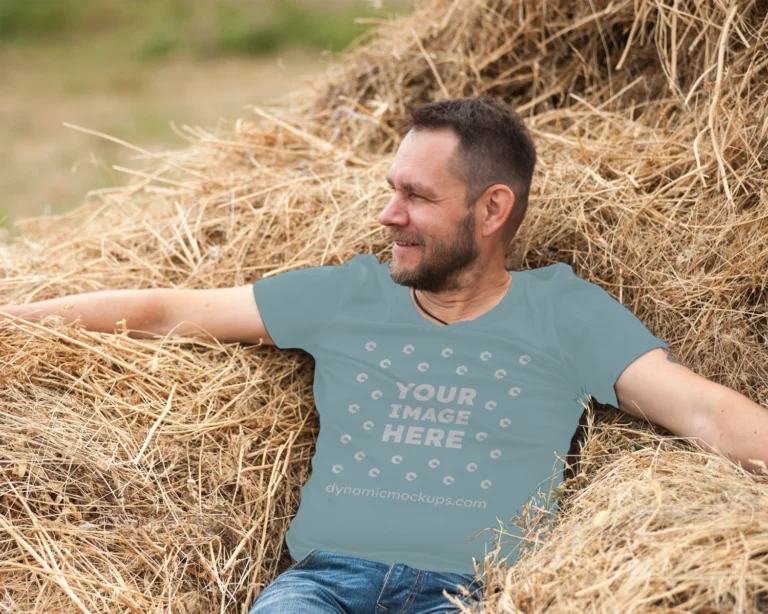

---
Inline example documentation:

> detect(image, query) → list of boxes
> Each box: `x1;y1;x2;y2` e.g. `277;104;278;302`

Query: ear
479;185;515;239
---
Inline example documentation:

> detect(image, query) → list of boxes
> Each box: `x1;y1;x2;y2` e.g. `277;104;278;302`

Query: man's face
378;128;480;293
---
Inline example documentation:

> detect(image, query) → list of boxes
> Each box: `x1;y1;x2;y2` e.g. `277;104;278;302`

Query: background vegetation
0;0;390;57
0;0;410;230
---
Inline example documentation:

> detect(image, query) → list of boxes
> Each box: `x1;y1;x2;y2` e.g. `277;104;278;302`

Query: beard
388;208;480;293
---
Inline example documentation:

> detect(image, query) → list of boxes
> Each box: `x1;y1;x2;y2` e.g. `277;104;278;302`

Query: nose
378;193;408;228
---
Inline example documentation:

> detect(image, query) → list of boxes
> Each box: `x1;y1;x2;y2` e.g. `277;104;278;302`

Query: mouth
393;238;421;246
393;240;421;253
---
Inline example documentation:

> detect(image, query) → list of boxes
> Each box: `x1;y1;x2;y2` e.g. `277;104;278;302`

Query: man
1;97;766;614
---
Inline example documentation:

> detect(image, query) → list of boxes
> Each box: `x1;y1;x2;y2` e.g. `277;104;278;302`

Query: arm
701;383;768;474
0;290;164;338
615;348;768;474
0;285;274;345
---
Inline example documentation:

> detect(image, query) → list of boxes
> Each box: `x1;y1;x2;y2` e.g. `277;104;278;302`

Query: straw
1;0;766;611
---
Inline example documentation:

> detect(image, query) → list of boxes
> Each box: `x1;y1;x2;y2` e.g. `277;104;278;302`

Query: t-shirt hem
288;537;478;575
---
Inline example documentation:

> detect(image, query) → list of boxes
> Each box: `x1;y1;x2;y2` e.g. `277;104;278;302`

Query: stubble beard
389;209;480;293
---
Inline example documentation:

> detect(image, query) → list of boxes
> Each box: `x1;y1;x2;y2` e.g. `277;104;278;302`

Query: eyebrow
385;175;438;199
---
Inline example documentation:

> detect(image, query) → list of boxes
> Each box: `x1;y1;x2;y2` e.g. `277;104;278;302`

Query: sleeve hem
252;281;285;349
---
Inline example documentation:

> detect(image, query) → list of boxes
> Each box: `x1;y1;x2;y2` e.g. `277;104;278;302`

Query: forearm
0;290;164;339
703;385;768;475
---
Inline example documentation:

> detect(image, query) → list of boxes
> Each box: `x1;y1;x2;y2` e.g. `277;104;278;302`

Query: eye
409;192;426;201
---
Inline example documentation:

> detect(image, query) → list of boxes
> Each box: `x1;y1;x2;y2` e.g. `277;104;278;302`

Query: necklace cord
411;274;513;326
412;289;449;325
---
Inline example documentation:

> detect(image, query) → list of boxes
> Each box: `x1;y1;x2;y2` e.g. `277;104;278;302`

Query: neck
411;267;512;324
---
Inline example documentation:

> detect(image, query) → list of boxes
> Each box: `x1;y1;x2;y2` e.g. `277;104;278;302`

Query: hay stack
1;0;767;612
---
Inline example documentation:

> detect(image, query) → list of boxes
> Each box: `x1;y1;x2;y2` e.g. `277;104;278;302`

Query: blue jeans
248;549;485;613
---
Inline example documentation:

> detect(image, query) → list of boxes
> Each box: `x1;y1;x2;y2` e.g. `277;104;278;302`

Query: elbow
693;384;731;454
148;290;168;335
127;290;166;338
696;385;768;473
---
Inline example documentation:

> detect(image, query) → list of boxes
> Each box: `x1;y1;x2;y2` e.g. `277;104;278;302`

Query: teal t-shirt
252;253;668;574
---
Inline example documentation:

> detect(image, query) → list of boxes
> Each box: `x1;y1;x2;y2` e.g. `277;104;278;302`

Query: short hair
406;97;536;245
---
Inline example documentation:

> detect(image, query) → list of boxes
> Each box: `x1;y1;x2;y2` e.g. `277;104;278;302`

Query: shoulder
524;262;618;328
526;261;593;283
523;261;573;281
521;261;598;296
290;253;378;279
323;253;383;296
343;253;380;270
529;262;610;296
339;253;381;282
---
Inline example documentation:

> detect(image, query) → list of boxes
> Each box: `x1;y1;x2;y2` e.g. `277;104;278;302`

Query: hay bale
0;0;766;612
482;409;768;612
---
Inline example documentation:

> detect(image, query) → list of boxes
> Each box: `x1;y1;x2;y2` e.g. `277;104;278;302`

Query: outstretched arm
615;348;768;474
0;285;274;345
0;290;164;338
701;380;768;474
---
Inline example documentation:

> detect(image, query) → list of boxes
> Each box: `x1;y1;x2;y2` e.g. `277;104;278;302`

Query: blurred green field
0;0;399;57
0;0;410;231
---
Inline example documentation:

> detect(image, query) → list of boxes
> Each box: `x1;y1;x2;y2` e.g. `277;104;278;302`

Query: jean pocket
285;548;319;572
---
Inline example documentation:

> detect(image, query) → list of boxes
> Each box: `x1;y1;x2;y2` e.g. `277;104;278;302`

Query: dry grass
0;0;767;612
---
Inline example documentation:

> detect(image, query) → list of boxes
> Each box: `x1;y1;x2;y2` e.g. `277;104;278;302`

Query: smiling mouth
394;239;421;246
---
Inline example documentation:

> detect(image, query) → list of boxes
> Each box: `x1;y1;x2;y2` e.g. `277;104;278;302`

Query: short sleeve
553;263;669;408
252;254;371;351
